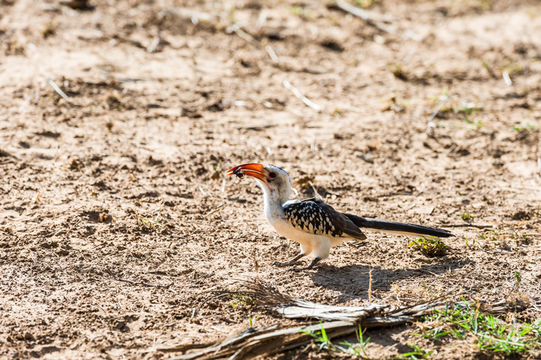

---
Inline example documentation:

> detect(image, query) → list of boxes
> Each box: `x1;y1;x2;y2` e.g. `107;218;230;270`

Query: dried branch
275;300;387;322
157;281;528;360
167;321;355;360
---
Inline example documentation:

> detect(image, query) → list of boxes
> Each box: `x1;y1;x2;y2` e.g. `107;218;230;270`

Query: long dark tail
344;214;453;238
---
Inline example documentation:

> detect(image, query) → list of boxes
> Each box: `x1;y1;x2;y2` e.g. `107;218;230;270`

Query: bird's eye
269;172;277;179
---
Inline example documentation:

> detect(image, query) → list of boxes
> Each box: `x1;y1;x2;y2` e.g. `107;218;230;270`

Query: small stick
308;180;322;200
427;94;451;136
368;268;373;303
535;131;541;181
282;80;322;112
265;45;278;62
235;28;258;46
198;185;207;196
335;0;394;34
204;203;226;218
502;70;512;86
253;248;259;272
147;34;162;53
537;155;541;182
227;24;259;48
47;79;70;103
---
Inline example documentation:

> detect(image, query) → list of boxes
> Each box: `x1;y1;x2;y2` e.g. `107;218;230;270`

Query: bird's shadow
310;257;470;303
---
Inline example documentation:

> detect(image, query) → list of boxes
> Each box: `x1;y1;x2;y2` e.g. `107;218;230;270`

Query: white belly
269;217;349;255
270;218;315;246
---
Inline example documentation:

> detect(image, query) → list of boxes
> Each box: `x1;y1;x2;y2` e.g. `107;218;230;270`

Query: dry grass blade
47;79;71;103
535;131;541;181
265;45;278;62
282;80;322;112
157;342;215;354
333;0;395;34
426;94;452;136
227;24;260;48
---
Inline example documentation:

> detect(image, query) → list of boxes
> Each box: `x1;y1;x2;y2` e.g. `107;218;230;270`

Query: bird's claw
272;254;305;267
351;241;367;249
288;265;317;272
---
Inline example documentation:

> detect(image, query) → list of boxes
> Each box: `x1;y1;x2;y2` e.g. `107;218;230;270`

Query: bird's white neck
258;181;290;223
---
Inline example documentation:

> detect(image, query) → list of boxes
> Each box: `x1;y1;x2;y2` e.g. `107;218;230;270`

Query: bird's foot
288;266;309;272
288;265;318;272
272;260;294;267
272;252;305;267
351;241;368;249
288;257;321;272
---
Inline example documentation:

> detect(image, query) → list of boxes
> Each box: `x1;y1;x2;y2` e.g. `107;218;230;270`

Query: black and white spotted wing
283;198;367;240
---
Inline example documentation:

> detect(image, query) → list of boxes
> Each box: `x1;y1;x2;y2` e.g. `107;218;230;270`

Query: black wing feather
283;198;367;240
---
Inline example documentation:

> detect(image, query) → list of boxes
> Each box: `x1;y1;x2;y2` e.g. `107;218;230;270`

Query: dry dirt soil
1;0;541;359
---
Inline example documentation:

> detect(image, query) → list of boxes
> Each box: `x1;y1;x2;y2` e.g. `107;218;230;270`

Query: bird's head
227;163;292;205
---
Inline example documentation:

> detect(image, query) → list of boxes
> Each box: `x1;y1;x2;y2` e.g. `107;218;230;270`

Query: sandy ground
1;0;541;358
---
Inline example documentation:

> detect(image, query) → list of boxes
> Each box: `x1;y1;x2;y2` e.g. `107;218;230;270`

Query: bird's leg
289;238;328;271
290;257;321;271
272;252;305;267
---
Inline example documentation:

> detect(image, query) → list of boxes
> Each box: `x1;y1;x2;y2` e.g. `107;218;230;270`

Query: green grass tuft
409;237;447;257
420;302;541;355
301;323;371;357
396;344;433;359
461;212;473;221
137;215;163;230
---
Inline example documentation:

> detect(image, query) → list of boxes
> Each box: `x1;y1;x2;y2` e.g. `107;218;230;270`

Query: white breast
269;217;316;247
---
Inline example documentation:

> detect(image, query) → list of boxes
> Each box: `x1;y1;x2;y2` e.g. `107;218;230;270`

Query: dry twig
265;45;279;62
426;94;452;136
333;0;395;34
282;80;322;112
227;24;260;48
156;280;526;359
47;79;71;103
535;131;541;181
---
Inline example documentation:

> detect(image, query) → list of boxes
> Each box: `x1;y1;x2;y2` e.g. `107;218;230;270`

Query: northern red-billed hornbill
227;163;453;271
